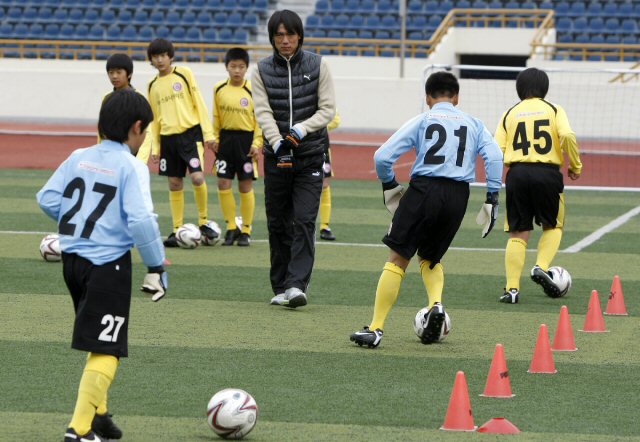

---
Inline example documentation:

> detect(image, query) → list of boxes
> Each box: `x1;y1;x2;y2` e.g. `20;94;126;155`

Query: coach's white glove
476;191;499;238
382;179;405;216
141;266;168;302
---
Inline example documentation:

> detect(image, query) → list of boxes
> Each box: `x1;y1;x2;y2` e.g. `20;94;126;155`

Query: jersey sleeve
476;123;504;193
36;159;70;221
556;105;582;174
373;115;421;183
494;112;508;154
147;79;162;153
185;68;214;142
252;65;281;147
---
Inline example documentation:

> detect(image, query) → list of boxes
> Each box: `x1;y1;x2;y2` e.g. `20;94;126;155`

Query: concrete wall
0;28;637;137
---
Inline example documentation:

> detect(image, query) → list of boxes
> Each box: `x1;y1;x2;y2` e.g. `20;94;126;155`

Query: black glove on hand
141;265;168;302
275;142;293;170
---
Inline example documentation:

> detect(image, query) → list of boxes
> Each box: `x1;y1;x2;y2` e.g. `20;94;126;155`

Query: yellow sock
420;260;443;307
320;186;332;230
369;262;405;331
536;228;562;270
169;190;184;232
193;182;208;226
505;238;527;290
69;353;119;435
218;188;237;230
239;189;255;234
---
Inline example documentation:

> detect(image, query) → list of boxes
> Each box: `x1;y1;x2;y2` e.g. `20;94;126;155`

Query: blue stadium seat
365;14;380;28
335;14;350;28
74;24;89;39
89;23;105;40
29;23;44;38
604;18;619;33
7;6;22;21
622;35;636;44
589;17;604;33
539;1;553;10
171;26;186;41
149;10;164;24
142;0;156;6
574;33;589;43
122;24;136;40
106;24;121;40
424;0;439;12
166;10;180;25
350;14;365;28
380;14;397;29
377;0;392;12
427;14;443;30
218;28;233;42
503;1;517;8
332;0;346;12
0;23;13;38
175;0;189;8
345;0;360;12
310;29;326;37
214;11;227;25
573;17;587;32
488;1;503;8
569;1;585;16
238;0;252;10
14;23;29;38
375;30;390;39
409;15;427;30
556;33;572;43
244;13;258;26
68;8;83;21
60;23;74;39
590;34;604;44
521;1;536;9
133;10;148;24
622;18;638;33
457;0;471;9
182;10;196;25
139;25;153;41
361;0;375;10
197;11;213;25
205;0;222;8
186;27;201;42
344;29;358;38
555;2;569;16
101;9;116;23
409;0;424;13
118;9;133;24
438;0;453;13
156;25;170;39
586;1;602;16
53;8;68;22
227;12;243;26
472;0;489;9
203;28;216;42
23;7;38;21
233;29;248;42
617;2;633;17
221;0;236;10
321;14;335;28
316;0;329;13
358;29;373;38
605;34;620;44
191;0;206;6
602;2;617;16
85;9;99;22
556;17;572;33
36;7;53;22
254;0;267;10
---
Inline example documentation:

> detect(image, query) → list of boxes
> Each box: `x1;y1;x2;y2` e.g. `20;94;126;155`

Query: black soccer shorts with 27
383;176;469;266
505;162;565;232
159;124;204;178
62;251;132;358
214;129;257;181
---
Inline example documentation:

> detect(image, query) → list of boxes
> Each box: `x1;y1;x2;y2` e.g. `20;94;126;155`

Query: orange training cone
480;344;515;397
552;306;577;351
528;324;557;373
440;371;477;431
605;275;628;316
580;290;608;332
477;417;521;434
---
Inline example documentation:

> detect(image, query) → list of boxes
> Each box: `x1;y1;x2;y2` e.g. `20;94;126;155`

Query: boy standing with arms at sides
37;90;168;441
350;72;503;348
318;109;340;241
495;67;582;304
210;47;263;247
146;38;218;247
101;53;153;164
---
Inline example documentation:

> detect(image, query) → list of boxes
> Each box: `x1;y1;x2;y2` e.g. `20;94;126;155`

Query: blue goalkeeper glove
281;124;305;151
141;265;168;302
476;191;499;238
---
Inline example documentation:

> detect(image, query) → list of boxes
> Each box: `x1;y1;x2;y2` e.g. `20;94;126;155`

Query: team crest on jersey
173;82;183;91
323;162;331;174
240;97;249;107
189;158;201;168
243;162;253;173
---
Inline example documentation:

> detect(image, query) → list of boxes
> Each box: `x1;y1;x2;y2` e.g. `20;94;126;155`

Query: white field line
562;205;640;253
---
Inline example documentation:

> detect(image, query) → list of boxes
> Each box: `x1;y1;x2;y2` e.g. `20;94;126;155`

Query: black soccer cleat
500;288;520;304
419;303;445;344
64;428;103;442
92;412;123;440
531;265;562;298
320;228;336;241
237;232;251;247
222;228;241;246
199;224;219;242
163;233;178;248
350;326;383;348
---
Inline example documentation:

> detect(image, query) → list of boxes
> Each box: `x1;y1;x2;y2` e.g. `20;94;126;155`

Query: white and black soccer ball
175;223;202;249
413;306;452;342
548;266;572;297
201;220;222;246
206;388;258;440
39;233;61;262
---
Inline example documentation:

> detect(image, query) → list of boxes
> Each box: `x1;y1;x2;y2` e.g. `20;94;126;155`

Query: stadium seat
182;10;196;25
122;24;136;41
101;9;116;23
23;7;38;21
7;6;22;21
68;8;83;21
602;2;617;16
569;2;585;16
427;14;443;30
471;0;489;9
556;33;572;43
186;27;201;42
573;17;587;32
149;10;164;24
408;0;424;13
377;0;393;12
233;29;248;42
555;2;569;16
605;34;620;44
521;1;536;9
175;0;189;8
365;14;380;28
488;1;503;8
589;17;604;33
29;23;44;38
590;34;604;44
227;12;243;26
139;25;153;41
361;0;375;10
376;30;390;39
254;0;268;10
221;0;236;10
622;19;638;33
14;23;29;38
37;7;53;22
556;17;572;33
166;10;180;25
408;14;427;30
335;14;350;28
197;11;213;25
171;26;186;41
218;28;233;42
457;0;471;9
205;0;222;8
380;14;397;29
203;28;216;42
622;35;636;45
244;13;258;26
156;25;170;39
142;0;156;6
118;9;133;24
89;23;105;40
604;18;619;33
214;11;227;25
59;23;74;39
539;1;553;10
332;0;346;12
343;29;358;38
321;14;335;28
85;9;99;22
350;14;365;28
74;24;89;39
316;0;329;13
106;24;121;41
133;9;148;24
617;2;633;17
574;33;589;44
438;0;453;13
345;0;361;13
503;1;517;9
0;23;13;39
586;1;602;16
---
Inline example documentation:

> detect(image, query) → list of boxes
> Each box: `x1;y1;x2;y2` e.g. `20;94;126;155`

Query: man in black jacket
252;9;336;308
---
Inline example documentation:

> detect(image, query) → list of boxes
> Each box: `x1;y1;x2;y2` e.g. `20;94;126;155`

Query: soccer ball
206;388;258;440
201;220;222;246
548;266;572;297
39;234;61;262
413;307;452;342
175;223;202;249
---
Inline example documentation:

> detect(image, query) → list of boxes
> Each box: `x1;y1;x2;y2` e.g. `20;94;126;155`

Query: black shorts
322;146;334;178
62;251;132;358
159;125;204;177
214;130;257;181
383;176;469;265
505;163;565;232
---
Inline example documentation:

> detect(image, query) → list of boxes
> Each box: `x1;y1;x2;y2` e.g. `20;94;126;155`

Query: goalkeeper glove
382;179;405;216
281;124;305;150
273;140;293;170
141;265;168;302
475;191;499;238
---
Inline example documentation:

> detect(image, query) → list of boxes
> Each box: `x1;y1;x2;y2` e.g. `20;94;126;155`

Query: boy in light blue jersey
37;89;168;442
350;71;503;349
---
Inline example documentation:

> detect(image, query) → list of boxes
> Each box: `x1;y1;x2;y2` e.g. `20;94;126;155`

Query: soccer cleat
92;412;123;440
270;293;285;305
199;223;220;242
163;233;178;248
237;232;251;247
64;428;103;442
531;265;562;298
320;228;336;241
281;287;307;308
350;326;383;348
500;288;520;304
419;302;446;344
222;228;241;246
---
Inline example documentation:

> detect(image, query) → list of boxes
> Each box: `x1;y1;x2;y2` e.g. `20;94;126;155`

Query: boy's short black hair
147;38;174;61
98;90;153;144
516;67;549;100
267;10;304;47
425;71;460;98
225;47;249;67
106;53;134;78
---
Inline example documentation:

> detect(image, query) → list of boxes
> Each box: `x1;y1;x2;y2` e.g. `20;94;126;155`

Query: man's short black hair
147;38;174;61
106;53;133;78
225;47;249;67
267;10;304;47
425;71;460;98
516;67;549;100
98;90;153;144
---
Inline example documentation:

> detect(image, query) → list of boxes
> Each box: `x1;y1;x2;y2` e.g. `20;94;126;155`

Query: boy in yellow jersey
101;53;153;164
146;38;219;247
319;109;340;241
495;67;582;304
210;47;263;247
